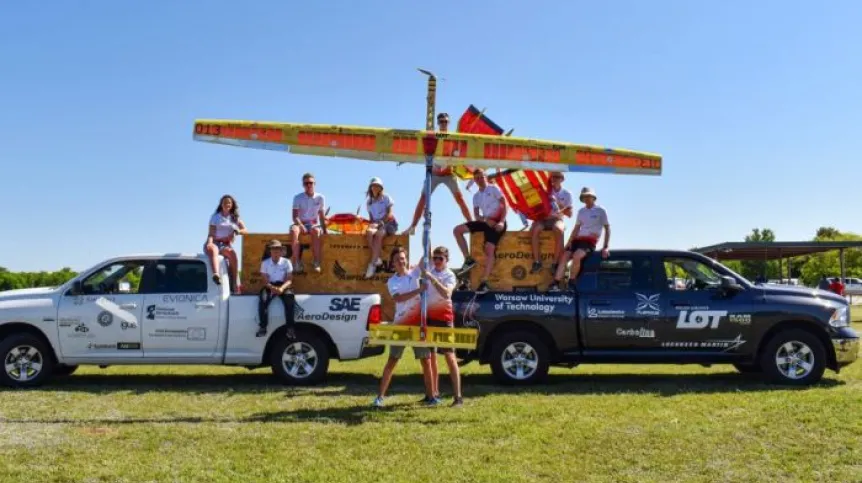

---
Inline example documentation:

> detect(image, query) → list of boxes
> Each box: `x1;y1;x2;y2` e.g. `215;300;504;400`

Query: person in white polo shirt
453;168;508;294
257;239;296;339
529;172;574;275
290;172;327;274
364;177;398;279
548;187;610;292
204;194;247;294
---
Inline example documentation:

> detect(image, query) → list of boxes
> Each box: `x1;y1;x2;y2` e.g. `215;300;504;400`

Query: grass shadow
6;367;845;398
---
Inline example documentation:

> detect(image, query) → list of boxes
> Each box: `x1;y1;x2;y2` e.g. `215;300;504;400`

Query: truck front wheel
759;329;827;386
489;330;550;385
0;333;55;388
269;331;330;385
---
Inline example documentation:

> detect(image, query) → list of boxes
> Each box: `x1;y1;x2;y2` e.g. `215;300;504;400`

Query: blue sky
2;1;861;272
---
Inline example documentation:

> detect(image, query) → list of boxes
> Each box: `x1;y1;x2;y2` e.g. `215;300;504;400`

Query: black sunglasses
432;255;445;261
303;181;315;185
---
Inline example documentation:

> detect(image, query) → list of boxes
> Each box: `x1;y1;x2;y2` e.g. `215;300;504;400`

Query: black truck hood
758;284;847;305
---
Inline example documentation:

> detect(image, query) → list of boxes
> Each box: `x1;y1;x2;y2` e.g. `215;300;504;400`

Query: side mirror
720;276;743;293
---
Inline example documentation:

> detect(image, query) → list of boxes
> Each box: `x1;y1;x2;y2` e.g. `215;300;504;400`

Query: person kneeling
258;240;296;339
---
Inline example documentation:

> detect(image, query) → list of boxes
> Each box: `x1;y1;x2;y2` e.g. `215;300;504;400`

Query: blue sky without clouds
2;1;861;272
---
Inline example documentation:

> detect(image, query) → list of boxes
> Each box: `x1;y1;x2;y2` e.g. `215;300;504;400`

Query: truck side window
664;258;721;291
139;260;208;294
578;255;654;292
76;262;145;295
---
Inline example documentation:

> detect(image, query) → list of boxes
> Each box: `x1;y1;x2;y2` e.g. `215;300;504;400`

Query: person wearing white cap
257;239;296;339
547;186;610;292
364;177;398;279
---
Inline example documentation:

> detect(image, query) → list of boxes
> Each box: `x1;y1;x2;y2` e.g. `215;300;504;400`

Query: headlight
829;306;849;328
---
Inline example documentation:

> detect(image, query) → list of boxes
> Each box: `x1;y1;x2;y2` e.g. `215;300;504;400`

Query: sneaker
459;257;477;274
476;281;490;294
294;261;304;273
312;261;321;273
547;281;561;293
530;261;542;273
374;257;383;267
255;327;267;338
425;396;441;406
372;396;385;408
285;327;296;340
364;263;376;279
550;263;559;274
212;274;222;285
451;397;464;407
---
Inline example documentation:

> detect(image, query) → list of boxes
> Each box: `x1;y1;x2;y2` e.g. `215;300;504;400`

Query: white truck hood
0;286;59;300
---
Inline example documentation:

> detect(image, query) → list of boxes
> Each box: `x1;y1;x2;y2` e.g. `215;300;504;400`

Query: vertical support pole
418;68;437;131
840;248;846;282
421;135;439;342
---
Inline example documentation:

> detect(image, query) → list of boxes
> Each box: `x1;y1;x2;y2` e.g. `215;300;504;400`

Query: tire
733;362;761;374
489;330;550;385
269;330;330;385
54;364;79;377
759;329;827;386
0;333;55;388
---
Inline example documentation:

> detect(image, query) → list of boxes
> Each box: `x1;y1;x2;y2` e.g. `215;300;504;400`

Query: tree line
2;226;859;291
706;226;861;286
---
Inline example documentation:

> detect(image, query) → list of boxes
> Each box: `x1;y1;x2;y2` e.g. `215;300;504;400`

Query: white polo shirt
473;184;505;220
261;257;293;283
387;266;421;325
575;205;609;240
293;192;326;224
549;187;573;216
367;194;394;222
209;212;237;239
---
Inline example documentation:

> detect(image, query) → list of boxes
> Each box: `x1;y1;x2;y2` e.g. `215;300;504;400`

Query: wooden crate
241;233;409;321
468;230;559;291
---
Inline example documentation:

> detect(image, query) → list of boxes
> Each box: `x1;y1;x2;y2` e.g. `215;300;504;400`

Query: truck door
56;260;146;359
577;253;664;350
140;258;220;359
655;255;754;353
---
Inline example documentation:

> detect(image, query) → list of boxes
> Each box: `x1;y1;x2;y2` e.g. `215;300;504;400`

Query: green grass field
2;322;861;482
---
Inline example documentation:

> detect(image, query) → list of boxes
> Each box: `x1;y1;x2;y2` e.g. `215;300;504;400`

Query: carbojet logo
676;310;728;329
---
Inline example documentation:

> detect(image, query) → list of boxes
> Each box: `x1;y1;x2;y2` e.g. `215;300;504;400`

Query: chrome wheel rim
4;345;44;382
501;342;538;380
775;341;815;380
281;342;318;379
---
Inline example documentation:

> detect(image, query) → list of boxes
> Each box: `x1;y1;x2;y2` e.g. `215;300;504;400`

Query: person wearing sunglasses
372;246;437;408
401;112;473;236
290;172;327;274
529;172;573;274
421;246;464;407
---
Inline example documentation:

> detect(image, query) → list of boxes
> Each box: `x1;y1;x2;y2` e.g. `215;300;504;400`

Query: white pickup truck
0;253;384;388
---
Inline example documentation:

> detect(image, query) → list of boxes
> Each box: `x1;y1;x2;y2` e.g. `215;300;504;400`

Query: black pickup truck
452;249;859;386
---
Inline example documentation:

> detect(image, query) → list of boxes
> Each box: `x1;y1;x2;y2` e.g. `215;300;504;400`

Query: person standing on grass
373;246;437;408
548;187;610;292
422;246;463;407
290;172;327;274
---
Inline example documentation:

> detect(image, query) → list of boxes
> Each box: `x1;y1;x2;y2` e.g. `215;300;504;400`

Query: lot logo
96;311;113;327
676;310;728;329
635;293;660;315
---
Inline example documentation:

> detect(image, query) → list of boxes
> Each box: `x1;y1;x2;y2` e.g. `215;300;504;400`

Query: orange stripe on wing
483;142;562;163
297;131;377;152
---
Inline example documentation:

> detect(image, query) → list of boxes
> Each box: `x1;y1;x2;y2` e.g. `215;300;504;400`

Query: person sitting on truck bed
364;177;398;279
422;245;464;407
547;187;610;292
401;112;473;236
257;240;296;339
530;172;573;275
453;168;508;294
205;194;247;293
373;246;437;408
290;172;327;274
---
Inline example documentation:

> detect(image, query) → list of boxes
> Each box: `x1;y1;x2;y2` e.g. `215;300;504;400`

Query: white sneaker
364;263;376;279
312;261;321;273
295;261;304;273
374;257;383;267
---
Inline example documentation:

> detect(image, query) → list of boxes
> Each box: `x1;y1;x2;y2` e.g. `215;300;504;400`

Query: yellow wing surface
193;120;662;176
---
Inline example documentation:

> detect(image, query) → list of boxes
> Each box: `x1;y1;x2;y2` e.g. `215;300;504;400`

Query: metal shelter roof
692;241;862;260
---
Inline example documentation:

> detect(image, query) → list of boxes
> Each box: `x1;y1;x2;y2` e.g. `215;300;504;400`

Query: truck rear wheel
0;333;55;388
759;329;827;386
269;330;330;385
489;330;550;385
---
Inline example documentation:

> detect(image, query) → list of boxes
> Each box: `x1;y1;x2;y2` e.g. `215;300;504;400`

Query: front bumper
833;337;859;365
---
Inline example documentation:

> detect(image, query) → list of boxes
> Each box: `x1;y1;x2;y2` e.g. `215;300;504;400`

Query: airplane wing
192;119;662;176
